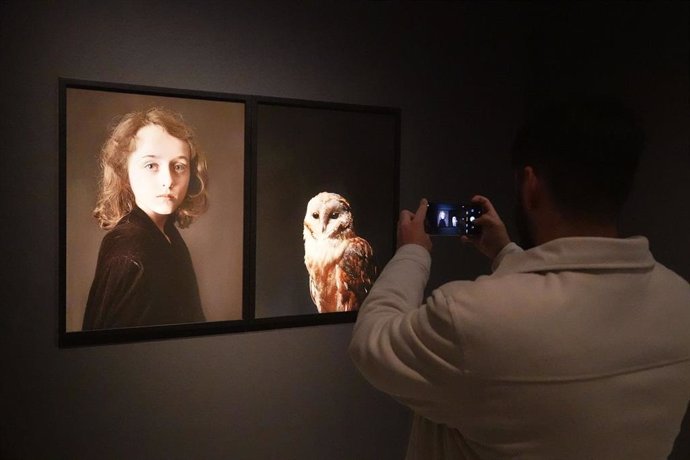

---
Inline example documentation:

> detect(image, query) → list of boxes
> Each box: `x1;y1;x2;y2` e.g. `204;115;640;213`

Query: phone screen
424;202;482;236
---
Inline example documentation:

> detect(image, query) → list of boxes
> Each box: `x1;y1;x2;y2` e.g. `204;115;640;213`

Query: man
349;96;690;459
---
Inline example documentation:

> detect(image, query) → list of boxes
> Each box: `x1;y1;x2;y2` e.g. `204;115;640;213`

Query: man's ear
520;166;541;210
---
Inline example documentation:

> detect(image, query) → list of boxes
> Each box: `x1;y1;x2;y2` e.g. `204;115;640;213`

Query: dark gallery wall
1;2;688;459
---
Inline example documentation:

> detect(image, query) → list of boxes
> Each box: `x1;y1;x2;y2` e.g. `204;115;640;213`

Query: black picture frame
59;78;400;347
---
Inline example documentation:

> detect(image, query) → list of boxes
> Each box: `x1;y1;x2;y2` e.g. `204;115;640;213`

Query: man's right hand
461;195;511;260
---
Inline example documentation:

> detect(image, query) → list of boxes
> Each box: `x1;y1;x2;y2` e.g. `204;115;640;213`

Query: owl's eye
312;212;319;219
330;212;340;219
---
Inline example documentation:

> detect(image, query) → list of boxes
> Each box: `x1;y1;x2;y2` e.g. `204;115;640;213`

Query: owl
303;192;377;313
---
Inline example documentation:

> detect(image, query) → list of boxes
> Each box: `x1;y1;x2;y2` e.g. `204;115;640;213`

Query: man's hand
397;199;433;252
461;195;511;260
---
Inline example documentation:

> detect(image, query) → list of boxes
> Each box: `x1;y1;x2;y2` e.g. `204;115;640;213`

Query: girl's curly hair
93;107;209;230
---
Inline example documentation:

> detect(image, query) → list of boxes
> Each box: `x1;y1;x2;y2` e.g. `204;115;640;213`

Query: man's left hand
397;199;432;252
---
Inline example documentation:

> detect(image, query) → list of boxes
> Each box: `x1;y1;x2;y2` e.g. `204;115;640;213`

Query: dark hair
511;95;644;221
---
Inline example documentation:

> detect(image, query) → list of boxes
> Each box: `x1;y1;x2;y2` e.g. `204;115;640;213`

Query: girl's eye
174;163;188;172
144;163;157;170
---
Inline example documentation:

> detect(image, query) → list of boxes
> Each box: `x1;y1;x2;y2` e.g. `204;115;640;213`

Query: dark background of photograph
65;88;245;330
255;104;397;318
1;2;687;459
426;202;463;236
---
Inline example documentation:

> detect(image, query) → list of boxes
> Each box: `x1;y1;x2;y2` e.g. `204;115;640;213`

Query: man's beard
515;200;536;250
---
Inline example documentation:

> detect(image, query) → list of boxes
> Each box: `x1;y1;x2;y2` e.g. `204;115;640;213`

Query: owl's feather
336;237;377;311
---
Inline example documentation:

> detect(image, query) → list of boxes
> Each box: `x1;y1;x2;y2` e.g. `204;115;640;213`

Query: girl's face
127;124;191;229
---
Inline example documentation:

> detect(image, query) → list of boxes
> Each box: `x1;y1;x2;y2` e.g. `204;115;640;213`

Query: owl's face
304;192;353;241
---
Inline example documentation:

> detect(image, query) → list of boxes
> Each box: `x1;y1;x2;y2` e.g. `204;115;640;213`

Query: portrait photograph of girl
64;86;245;333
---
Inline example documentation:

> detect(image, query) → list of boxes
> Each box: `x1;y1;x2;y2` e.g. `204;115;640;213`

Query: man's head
511;95;645;247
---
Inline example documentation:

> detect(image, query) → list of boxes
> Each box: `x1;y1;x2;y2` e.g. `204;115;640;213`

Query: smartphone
424;202;483;236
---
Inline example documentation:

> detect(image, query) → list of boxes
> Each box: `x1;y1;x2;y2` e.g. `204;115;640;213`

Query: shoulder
437;272;532;309
98;215;155;261
436;270;571;330
649;258;690;308
653;261;690;290
432;273;555;373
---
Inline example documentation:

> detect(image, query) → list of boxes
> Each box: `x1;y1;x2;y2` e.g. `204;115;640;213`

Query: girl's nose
161;166;174;189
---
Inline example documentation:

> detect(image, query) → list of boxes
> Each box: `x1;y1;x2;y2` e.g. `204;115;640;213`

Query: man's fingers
473;214;492;227
471;195;497;215
412;198;428;224
399;209;414;222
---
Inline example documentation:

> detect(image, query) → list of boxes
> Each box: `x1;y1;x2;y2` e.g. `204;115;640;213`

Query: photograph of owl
303;192;377;313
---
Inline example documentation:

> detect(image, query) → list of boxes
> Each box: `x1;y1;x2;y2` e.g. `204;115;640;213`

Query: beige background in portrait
65;88;245;331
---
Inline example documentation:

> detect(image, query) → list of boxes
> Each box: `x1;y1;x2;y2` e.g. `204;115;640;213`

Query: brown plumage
303;192;377;313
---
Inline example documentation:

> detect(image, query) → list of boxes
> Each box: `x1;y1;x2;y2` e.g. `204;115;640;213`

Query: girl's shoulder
99;215;157;261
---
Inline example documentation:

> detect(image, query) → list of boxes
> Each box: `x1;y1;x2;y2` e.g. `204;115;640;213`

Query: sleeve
491;242;523;272
349;244;466;422
82;253;147;330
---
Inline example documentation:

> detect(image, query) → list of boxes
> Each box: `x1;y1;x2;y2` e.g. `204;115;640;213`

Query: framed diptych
59;79;399;346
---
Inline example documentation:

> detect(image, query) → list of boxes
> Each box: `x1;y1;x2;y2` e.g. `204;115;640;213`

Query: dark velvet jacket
82;207;205;330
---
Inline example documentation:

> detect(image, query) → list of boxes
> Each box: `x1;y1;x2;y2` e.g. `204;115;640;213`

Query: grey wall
1;1;687;459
